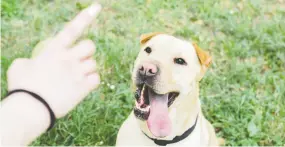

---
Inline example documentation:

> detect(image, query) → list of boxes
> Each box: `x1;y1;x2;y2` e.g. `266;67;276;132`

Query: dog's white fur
116;34;219;146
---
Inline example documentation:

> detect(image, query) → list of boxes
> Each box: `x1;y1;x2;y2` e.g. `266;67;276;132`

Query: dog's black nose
139;63;158;77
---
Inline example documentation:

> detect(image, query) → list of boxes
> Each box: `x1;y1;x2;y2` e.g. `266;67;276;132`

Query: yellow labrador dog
116;33;219;146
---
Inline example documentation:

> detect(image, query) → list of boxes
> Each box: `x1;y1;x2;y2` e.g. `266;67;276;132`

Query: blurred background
1;0;285;145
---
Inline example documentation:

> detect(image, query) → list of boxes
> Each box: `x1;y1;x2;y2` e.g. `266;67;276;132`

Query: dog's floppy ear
193;43;212;68
193;43;212;81
140;32;162;44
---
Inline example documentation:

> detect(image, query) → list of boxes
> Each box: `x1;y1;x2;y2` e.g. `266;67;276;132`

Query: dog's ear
193;43;212;68
140;32;162;45
193;43;212;81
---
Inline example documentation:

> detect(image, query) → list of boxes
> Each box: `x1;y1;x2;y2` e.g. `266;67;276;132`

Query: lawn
1;0;285;146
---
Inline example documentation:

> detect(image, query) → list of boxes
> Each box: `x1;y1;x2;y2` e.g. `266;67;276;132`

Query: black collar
143;115;199;146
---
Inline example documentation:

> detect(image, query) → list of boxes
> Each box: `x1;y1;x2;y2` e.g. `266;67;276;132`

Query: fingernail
88;3;102;16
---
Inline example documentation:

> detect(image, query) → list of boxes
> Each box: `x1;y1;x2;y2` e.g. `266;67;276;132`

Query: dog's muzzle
133;63;179;121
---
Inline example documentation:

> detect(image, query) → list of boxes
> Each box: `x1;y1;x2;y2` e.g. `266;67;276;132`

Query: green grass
1;0;285;146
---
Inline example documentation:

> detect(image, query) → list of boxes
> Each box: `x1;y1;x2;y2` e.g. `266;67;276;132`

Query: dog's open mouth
133;84;179;137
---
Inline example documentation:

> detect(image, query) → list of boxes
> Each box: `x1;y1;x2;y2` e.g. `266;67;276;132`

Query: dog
116;33;220;146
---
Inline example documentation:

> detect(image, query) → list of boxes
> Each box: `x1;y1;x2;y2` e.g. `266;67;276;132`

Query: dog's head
132;33;211;138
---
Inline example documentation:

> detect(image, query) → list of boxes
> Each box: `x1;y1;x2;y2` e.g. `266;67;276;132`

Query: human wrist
7;89;56;129
1;92;50;145
8;82;60;118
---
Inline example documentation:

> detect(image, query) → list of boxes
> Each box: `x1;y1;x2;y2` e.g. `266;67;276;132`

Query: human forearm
0;93;50;145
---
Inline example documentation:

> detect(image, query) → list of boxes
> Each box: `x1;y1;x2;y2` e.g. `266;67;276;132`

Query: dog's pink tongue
147;92;171;138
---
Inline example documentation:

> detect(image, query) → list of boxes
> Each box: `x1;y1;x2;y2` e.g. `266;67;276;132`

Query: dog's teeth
142;85;145;92
139;96;144;105
135;101;140;108
140;85;145;97
146;105;150;111
140;105;150;111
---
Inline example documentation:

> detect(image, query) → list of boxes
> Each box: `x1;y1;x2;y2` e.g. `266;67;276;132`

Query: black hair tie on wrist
6;89;56;131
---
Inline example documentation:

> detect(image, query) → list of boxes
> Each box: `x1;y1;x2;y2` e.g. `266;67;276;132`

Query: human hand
6;3;101;118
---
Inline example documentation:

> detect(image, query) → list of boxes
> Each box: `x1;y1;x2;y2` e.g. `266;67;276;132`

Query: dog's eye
144;47;152;54
174;58;187;65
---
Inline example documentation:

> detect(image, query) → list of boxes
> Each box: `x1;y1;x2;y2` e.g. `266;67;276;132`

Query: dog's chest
167;119;202;146
166;117;210;146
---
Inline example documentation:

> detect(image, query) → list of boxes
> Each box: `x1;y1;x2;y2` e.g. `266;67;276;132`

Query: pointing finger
52;3;101;48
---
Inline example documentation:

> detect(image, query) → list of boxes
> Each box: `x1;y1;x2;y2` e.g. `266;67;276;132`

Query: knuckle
86;59;96;66
83;39;95;50
90;59;96;66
